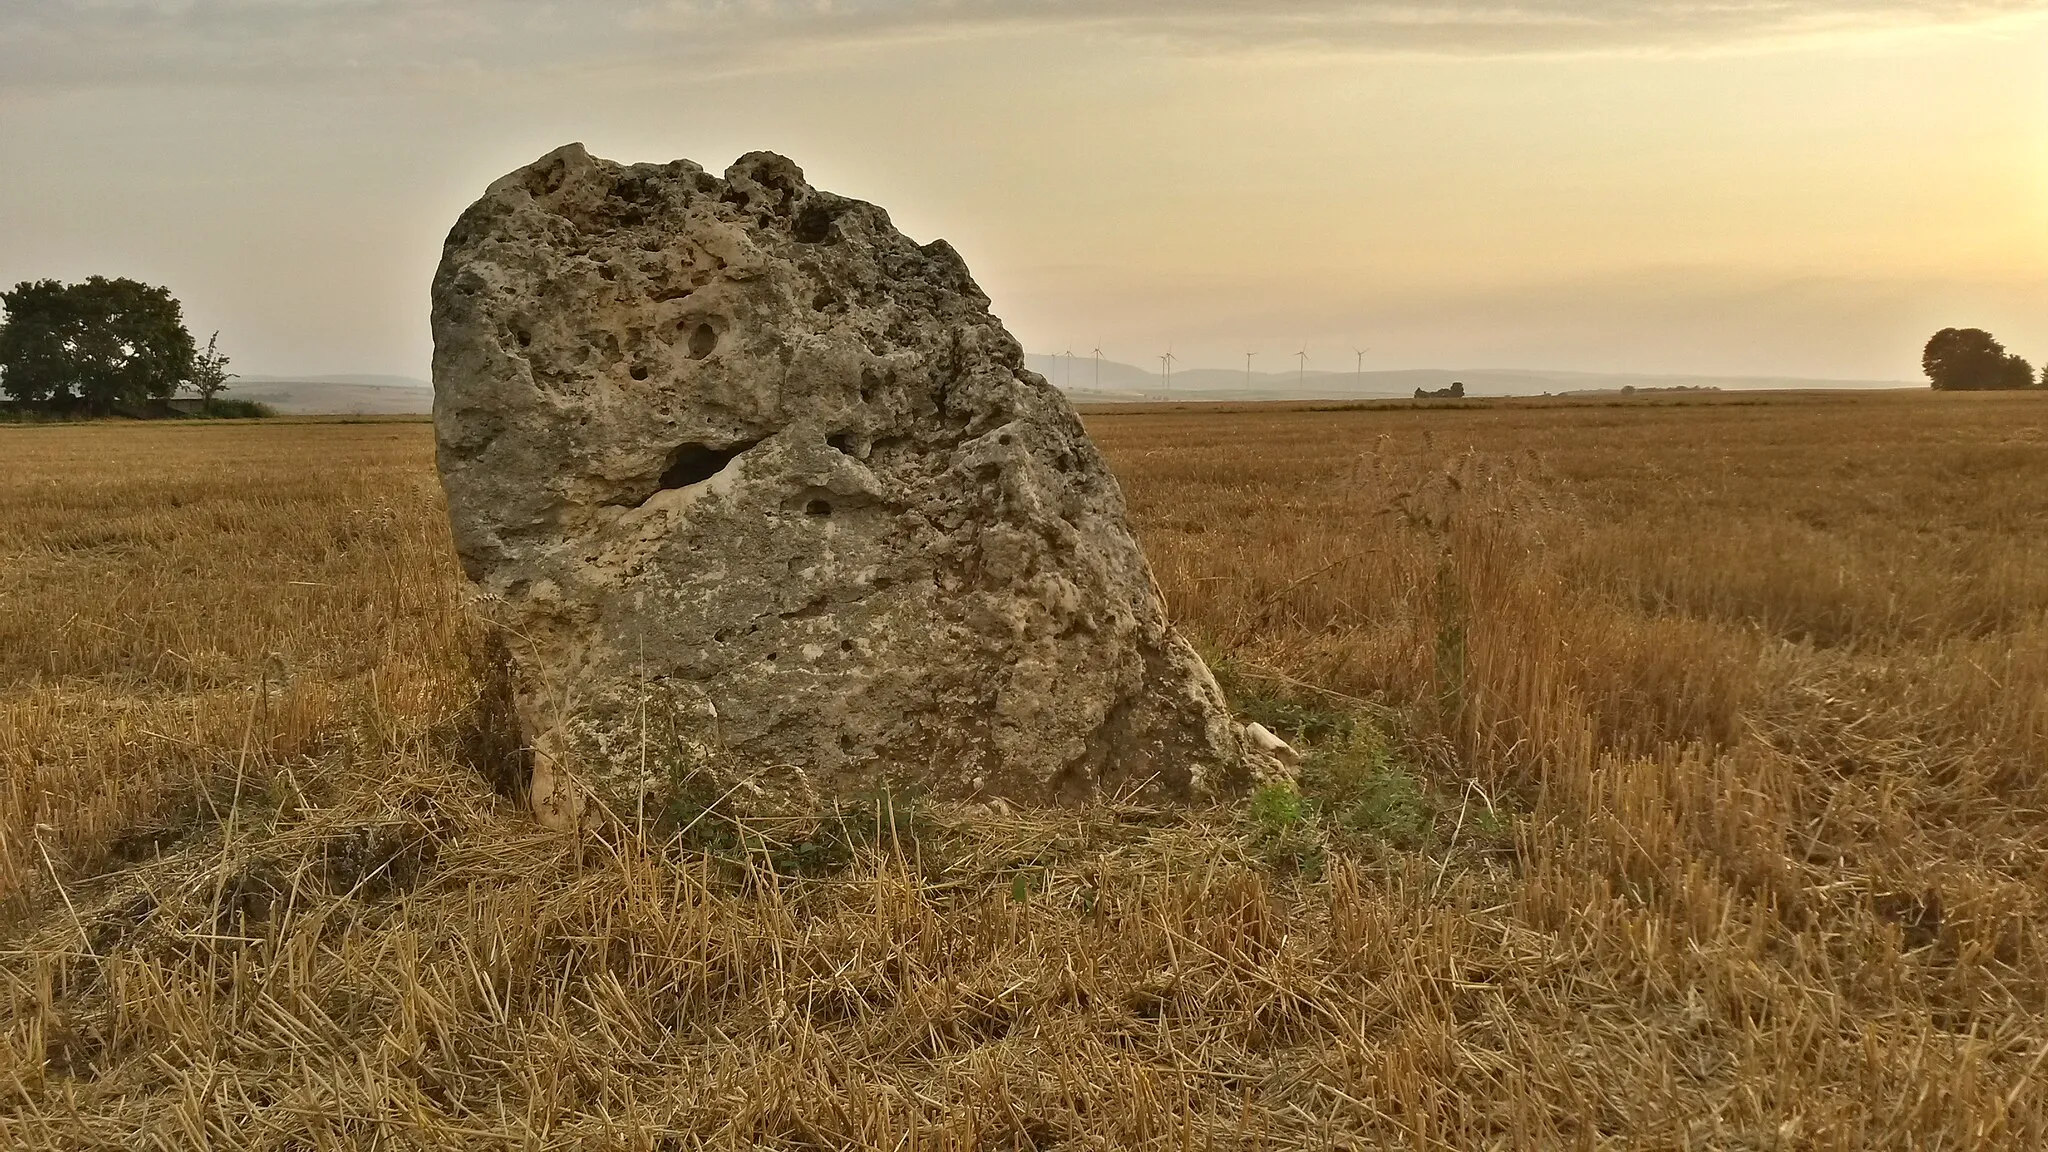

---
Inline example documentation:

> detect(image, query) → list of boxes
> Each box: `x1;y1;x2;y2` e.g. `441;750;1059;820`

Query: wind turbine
1295;347;1309;390
1063;348;1074;391
1164;349;1178;394
1091;347;1103;390
1353;346;1372;389
1158;354;1169;394
1245;351;1256;388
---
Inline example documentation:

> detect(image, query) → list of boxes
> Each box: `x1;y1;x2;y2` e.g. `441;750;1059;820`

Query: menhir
431;144;1288;828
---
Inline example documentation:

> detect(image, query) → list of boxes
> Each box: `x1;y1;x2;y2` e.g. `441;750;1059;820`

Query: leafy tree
0;277;197;413
189;331;236;405
0;280;76;407
1923;327;2036;391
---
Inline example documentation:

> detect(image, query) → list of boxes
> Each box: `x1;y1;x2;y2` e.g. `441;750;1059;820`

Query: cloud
5;0;2043;87
650;1;2048;53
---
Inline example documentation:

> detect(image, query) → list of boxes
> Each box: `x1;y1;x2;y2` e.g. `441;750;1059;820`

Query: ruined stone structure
431;144;1285;826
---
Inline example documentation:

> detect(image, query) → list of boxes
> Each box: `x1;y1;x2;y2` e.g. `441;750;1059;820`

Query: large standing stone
432;144;1281;828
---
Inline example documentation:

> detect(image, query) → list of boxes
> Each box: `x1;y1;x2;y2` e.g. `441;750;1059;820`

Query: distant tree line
0;277;244;416
1923;328;2044;392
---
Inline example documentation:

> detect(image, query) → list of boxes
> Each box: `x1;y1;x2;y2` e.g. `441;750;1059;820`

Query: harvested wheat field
4;390;2046;1149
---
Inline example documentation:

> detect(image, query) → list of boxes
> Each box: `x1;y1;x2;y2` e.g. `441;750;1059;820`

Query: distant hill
1024;355;1914;402
227;376;433;415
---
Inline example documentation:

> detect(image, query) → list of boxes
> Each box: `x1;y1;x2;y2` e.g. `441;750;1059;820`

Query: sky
3;1;2045;382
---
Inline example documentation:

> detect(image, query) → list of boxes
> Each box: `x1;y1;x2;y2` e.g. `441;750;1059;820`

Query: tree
189;331;236;405
2001;353;2037;391
1923;327;2036;392
0;280;77;407
0;277;197;413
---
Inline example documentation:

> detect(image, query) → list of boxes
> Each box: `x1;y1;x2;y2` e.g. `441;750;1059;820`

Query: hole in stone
827;433;858;456
515;328;532;348
812;290;839;312
766;652;779;662
629;364;649;381
687;323;718;360
805;499;832;517
997;433;1012;446
839;640;855;653
713;629;731;643
659;438;762;490
598;265;617;282
793;202;837;244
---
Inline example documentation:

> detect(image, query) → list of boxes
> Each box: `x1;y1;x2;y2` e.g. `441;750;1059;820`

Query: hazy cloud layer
8;0;2044;85
6;1;2042;379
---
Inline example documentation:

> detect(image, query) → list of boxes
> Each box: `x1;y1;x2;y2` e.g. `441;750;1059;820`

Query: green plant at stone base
1301;726;1435;852
1249;783;1309;832
1217;657;1451;872
1203;649;1358;747
655;764;742;856
656;765;937;886
1246;782;1325;877
762;792;935;879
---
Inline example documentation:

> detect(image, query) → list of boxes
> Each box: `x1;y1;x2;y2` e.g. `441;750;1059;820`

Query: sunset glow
3;2;2043;381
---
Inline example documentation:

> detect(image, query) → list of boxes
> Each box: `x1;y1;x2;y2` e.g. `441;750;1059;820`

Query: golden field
2;389;2045;1149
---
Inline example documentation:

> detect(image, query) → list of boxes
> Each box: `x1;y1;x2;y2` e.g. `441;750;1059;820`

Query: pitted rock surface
432;144;1278;826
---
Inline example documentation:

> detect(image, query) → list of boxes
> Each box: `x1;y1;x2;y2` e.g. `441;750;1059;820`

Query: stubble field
3;389;2045;1149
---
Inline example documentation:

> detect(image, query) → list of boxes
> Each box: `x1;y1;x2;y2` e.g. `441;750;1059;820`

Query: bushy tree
0;277;197;413
1923;328;2037;392
2002;353;2037;390
0;280;76;407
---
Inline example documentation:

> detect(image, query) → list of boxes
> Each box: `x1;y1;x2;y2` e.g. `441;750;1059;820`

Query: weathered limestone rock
432;144;1284;827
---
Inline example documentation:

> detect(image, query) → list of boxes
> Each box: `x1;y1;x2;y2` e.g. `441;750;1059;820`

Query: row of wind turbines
1044;346;1373;393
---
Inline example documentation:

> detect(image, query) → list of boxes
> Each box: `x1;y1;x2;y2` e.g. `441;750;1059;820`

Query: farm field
3;390;2046;1148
